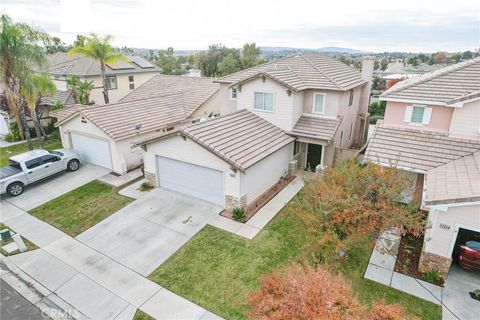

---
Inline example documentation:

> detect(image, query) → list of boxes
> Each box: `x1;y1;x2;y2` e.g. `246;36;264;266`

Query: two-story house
136;53;374;210
365;57;480;279
46;52;161;105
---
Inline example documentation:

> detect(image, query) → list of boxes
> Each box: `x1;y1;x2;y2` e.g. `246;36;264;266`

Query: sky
1;0;479;53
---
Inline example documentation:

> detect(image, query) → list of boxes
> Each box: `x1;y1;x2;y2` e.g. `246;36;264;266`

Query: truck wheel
7;182;24;196
67;159;80;172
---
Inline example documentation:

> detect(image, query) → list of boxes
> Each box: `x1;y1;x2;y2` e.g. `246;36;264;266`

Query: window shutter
423;107;432;124
404;106;413;122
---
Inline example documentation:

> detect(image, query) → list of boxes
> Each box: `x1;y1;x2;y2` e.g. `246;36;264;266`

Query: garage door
71;133;112;169
157;156;224;206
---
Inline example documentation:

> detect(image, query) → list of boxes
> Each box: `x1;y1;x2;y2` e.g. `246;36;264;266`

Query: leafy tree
451;54;461;63
372;76;386;90
68;34;127;104
196;44;238;77
218;52;241;76
65;75;80;104
417;53;429;63
291;159;425;257
433;52;446;64
156;47;186;75
380;59;389;71
248;263;414;320
462;50;473;59
46;36;67;54
19;73;56;148
0;14;50;147
369;101;386;117
240;43;264;69
146;49;156;62
72;34;87;47
77;80;94;105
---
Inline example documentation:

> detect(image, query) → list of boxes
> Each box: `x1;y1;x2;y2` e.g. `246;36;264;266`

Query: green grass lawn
0;138;63;167
29;181;132;237
132;310;154;320
0;223;38;256
148;201;441;320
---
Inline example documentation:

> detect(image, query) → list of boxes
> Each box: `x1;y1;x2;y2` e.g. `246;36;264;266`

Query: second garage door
157;156;224;206
71;133;112;169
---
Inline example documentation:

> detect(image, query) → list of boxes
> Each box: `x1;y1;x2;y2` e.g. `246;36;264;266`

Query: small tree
218;52;241;76
66;75;80;104
77;79;94;105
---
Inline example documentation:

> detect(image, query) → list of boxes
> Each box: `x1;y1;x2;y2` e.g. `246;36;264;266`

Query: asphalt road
0;279;45;320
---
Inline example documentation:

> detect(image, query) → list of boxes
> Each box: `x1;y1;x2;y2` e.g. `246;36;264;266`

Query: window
231;87;238;99
254;92;274;111
410;106;425;123
25;157;42;169
128;75;134;90
313;93;325;113
42;154;60;163
293;141;300;156
349;90;354;106
349;123;353;140
106;76;117;90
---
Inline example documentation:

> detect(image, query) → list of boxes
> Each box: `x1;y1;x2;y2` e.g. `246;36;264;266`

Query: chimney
359;56;376;114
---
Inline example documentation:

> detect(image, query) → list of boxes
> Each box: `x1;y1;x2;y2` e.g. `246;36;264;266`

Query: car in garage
0;149;80;196
453;228;480;272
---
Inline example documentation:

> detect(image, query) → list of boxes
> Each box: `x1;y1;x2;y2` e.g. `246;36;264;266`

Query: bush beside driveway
29;180;132;237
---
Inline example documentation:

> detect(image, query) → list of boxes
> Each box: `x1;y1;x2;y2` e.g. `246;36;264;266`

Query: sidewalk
208;176;304;239
1;200;222;320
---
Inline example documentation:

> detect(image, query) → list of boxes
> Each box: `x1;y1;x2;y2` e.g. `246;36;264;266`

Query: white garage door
157;156;224;206
71;133;112;169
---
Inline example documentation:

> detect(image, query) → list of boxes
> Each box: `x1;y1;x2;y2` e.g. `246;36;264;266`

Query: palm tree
65;74;80;103
20;73;56;149
0;14;50;144
77;80;94;105
68;34;127;104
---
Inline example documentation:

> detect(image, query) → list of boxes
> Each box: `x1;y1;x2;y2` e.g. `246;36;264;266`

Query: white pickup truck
0;149;81;196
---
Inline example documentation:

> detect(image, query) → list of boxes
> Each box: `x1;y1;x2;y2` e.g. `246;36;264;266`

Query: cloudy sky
2;0;479;52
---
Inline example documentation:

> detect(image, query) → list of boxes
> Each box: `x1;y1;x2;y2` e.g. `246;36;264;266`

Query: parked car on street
0;149;81;196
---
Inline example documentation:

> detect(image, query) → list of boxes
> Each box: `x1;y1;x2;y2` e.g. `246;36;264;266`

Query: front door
306;144;322;171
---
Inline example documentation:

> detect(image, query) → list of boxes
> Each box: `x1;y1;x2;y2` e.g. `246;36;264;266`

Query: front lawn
148;199;441;320
0;138;63;167
29;181;132;237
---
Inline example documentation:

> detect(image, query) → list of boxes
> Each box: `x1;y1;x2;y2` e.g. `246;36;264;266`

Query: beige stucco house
46;53;161;105
365;57;480;278
52;76;222;174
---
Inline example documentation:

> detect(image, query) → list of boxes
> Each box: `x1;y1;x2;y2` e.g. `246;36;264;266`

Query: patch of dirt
221;175;295;222
394;233;444;286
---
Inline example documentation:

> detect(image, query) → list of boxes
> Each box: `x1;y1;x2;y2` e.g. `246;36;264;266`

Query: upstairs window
231;87;238;99
313;93;326;113
404;105;432;125
254;92;274;111
411;106;425;123
128;75;135;90
106;76;117;90
349;90;354;106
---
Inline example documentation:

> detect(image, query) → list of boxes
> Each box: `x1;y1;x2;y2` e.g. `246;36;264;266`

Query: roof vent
134;123;142;131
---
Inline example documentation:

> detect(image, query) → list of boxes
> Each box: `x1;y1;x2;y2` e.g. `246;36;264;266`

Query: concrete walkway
0;200;223;320
98;169;143;188
208;176;304;239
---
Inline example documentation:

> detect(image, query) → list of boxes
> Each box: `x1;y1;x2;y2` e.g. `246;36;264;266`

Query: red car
458;241;480;271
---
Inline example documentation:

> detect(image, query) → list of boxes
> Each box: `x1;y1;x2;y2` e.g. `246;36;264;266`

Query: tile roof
46;53;161;76
290;115;342;142
424;151;480;205
365;124;480;172
52;95;187;141
181;109;295;171
120;75;220;116
381;57;480;104
40;89;75;106
217;53;366;91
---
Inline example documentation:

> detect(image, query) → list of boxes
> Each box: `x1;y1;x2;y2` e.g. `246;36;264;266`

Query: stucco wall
241;142;294;205
383;102;453;133
424;204;480;258
190;83;237;120
236;77;295;131
143;134;241;199
449;100;480;140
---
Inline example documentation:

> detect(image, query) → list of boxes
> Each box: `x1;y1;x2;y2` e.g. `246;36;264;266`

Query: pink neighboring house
365;57;480;279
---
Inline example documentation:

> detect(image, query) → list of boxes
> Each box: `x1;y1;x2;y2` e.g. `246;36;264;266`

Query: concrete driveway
443;265;480;320
1;163;110;211
77;188;223;276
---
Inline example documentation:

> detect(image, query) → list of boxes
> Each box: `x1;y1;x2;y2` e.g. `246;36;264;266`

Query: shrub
423;270;442;284
368;303;415;320
369;114;384;124
139;181;154;192
232;207;246;222
6;122;21;141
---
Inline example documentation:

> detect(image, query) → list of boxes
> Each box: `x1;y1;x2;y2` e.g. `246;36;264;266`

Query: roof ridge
299;53;341;89
382;57;480;97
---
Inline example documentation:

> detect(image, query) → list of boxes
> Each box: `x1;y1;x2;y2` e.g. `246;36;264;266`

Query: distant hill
260;46;369;55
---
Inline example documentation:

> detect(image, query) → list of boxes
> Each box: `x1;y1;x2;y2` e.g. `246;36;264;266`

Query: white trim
253;91;275;112
427;201;480;210
320;145;325;167
304;143;325;169
425;208;440;252
312;92;326;114
447;224;480;257
373;161;427;174
230;87;238;100
380;97;450;106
